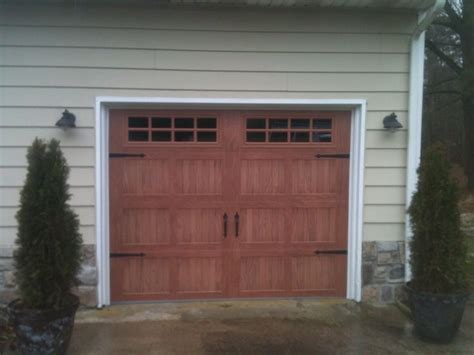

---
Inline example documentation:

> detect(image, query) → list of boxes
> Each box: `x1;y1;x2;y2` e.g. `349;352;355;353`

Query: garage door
109;110;350;302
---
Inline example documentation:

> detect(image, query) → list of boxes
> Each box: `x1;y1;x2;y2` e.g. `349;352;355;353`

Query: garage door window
128;116;217;143
246;117;332;144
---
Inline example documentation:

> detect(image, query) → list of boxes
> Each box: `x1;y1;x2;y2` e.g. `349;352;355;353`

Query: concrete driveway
70;299;474;354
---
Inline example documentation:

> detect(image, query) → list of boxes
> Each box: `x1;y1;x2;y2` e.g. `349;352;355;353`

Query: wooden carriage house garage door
109;110;351;302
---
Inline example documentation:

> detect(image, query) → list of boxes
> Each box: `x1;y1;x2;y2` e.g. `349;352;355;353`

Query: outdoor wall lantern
383;112;403;132
55;110;76;130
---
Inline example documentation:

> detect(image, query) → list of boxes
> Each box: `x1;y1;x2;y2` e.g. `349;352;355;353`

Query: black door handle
234;212;240;238
223;213;228;238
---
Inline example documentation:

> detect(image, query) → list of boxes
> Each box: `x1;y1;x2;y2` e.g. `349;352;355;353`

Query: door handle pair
223;213;239;238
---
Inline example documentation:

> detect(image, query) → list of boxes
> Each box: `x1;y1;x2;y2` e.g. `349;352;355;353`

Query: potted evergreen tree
407;144;470;343
8;138;83;354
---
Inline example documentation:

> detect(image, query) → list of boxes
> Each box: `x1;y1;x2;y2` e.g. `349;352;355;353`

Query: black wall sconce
55;110;76;130
383;112;403;132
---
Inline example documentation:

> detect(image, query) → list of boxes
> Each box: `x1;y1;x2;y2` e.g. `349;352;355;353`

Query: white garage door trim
94;97;367;307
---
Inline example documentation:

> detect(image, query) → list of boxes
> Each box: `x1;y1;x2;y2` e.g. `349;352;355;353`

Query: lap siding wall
0;4;417;304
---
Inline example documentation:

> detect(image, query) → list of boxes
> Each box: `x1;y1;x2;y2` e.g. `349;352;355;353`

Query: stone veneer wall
0;245;97;306
362;241;406;304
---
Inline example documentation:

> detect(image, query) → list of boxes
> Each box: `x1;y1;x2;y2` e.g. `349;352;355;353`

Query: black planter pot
8;295;79;355
406;283;469;343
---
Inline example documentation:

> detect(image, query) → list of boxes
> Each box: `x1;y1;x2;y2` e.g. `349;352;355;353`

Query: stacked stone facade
362;241;406;304
0;245;97;306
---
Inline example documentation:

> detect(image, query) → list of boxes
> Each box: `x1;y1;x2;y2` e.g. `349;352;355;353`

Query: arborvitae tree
408;144;467;293
14;139;83;309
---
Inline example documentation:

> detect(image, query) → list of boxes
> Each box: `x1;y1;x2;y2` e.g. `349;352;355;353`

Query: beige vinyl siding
2;68;409;92
2;48;409;73
365;168;406;187
363;224;406;242
1;27;411;53
0;5;416;246
0;89;409;110
365;149;406;167
365;206;406;224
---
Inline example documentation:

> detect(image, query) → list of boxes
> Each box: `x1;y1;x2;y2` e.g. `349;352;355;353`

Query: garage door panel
175;159;223;195
340;159;350;197
166;150;224;159
291;256;338;292
291;160;337;194
240;159;287;194
121;208;171;246
290;207;337;243
240;208;286;243
239;256;286;293
237;196;339;208
113;257;172;297
175;208;224;245
122;159;170;195
176;257;224;294
121;196;226;209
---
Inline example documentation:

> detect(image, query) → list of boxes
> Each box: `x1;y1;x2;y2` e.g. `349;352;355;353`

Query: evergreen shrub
408;144;467;294
14;138;83;309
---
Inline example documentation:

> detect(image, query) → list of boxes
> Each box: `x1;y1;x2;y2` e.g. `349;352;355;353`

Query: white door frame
94;97;366;307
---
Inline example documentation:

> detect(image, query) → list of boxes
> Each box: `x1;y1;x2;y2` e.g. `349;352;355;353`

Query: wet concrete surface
69;299;474;354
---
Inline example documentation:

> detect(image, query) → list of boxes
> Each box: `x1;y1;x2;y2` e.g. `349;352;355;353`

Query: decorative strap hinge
110;252;145;258
315;153;350;159
314;249;348;255
109;153;145;158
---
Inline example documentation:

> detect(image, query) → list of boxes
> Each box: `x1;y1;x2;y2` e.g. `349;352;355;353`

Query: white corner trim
406;1;445;282
94;97;366;306
405;32;425;282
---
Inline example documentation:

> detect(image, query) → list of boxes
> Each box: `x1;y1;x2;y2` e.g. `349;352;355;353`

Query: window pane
197;131;217;142
312;132;332;142
151;117;171;128
246;132;265;142
152;131;171;142
128;117;148;128
128;131;148;142
269;119;288;129
175;131;194;142
313;119;332;129
197;118;216;129
291;132;309;142
291;119;310;129
269;132;287;142
175;118;194;128
247;118;266;129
